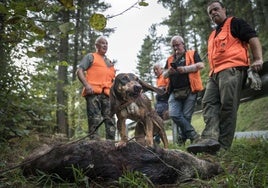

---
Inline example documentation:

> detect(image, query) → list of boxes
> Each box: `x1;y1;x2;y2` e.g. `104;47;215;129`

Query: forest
0;0;268;145
1;0;268;187
1;0;267;141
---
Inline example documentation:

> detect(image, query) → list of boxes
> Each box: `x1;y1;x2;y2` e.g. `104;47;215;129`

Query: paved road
167;130;268;142
234;130;268;139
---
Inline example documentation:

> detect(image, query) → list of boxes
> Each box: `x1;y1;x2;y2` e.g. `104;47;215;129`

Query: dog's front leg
115;118;128;148
134;122;146;146
145;118;154;147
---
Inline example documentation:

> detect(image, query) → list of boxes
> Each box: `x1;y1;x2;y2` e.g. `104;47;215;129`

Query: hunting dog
110;73;169;148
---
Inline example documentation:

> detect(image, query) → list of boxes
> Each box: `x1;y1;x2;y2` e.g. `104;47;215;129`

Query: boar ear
138;79;165;95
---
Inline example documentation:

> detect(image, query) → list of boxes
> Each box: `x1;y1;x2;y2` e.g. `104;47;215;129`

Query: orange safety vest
156;73;169;89
82;53;115;96
207;17;250;76
167;50;203;93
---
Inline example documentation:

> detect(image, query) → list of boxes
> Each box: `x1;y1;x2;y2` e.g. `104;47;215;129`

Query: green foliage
28;23;46;37
58;0;74;10
137;35;154;82
136;24;164;85
59;22;75;35
0;0;116;139
0;169;30;188
139;1;149;7
118;171;154;188
69;165;90;187
35;170;65;187
89;13;107;31
0;63;43;140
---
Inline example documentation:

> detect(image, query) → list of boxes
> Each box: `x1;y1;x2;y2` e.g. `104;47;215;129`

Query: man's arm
249;37;263;72
77;68;88;87
77;53;94;95
77;68;94;95
177;62;204;73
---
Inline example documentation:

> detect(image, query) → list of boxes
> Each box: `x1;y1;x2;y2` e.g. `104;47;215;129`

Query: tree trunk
57;9;69;135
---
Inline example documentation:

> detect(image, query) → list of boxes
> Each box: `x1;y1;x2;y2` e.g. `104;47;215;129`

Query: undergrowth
0;97;267;187
0;136;267;188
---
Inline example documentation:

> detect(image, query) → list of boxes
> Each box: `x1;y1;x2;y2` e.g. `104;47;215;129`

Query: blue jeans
168;92;198;140
155;101;168;119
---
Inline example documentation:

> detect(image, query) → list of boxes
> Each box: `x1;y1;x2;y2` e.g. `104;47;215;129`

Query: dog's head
110;73;165;116
111;73;165;101
112;73;142;101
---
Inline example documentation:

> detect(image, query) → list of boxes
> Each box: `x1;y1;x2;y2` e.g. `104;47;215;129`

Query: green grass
178;138;268;188
191;96;268;133
0;97;267;187
236;97;268;131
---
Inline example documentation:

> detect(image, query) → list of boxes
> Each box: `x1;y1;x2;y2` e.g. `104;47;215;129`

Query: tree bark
57;9;69;135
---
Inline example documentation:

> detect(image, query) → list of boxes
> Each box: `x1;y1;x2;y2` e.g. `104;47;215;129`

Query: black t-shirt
167;51;202;91
215;17;257;42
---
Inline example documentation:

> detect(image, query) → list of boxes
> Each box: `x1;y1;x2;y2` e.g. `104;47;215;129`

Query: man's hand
84;84;94;95
167;67;177;75
246;67;262;90
163;67;177;78
251;60;263;72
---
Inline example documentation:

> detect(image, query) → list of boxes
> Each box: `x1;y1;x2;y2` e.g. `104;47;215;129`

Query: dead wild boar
21;140;222;185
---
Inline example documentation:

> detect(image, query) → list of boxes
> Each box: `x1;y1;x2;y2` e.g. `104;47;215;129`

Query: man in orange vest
153;63;169;120
153;63;170;144
153;63;184;145
163;35;204;145
77;36;116;140
187;0;263;154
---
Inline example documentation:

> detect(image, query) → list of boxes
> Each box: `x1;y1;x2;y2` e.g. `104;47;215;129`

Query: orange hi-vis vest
82;53;115;96
156;73;169;89
167;50;203;93
208;17;250;76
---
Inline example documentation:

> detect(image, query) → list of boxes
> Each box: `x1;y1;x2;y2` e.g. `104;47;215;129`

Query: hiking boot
187;138;221;155
190;133;200;144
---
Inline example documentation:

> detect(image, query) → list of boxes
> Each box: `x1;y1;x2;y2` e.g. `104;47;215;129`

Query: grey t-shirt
78;53;113;70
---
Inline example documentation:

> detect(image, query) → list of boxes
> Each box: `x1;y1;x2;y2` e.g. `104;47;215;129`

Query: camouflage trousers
85;93;116;140
202;67;247;149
